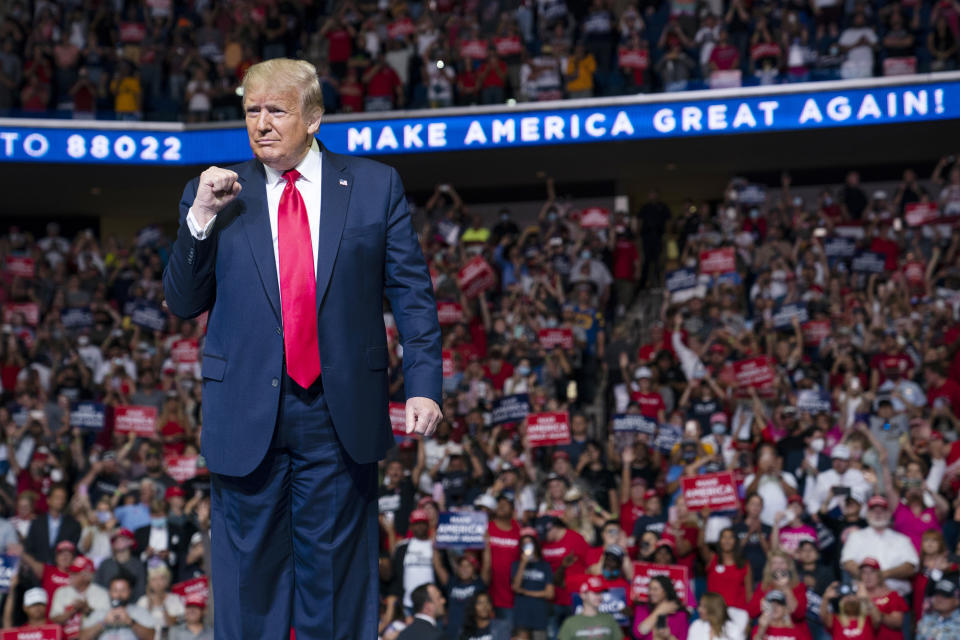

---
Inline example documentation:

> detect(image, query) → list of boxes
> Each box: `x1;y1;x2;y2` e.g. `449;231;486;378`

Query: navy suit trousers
210;373;379;639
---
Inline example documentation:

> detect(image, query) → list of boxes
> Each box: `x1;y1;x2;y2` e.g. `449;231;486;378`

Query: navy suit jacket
162;140;442;476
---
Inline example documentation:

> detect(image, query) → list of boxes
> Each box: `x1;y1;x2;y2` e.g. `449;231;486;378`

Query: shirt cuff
186;207;217;240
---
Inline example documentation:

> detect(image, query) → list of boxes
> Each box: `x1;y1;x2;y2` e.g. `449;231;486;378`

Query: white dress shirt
840;525;918;596
186;139;324;291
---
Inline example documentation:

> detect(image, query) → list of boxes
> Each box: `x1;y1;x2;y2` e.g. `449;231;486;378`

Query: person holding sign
632;575;690;640
162;58;442;639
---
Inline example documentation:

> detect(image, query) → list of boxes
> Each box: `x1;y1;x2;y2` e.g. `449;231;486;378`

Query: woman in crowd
511;528;553;640
913;529;959;621
634;575;690;640
819;580;881;640
460;592;511;640
689;592;746;640
699;525;752;622
747;551;810;640
136;564;184;639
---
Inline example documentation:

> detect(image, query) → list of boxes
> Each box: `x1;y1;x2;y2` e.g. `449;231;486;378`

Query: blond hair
699;592;730;637
760;550;799;590
241;58;324;121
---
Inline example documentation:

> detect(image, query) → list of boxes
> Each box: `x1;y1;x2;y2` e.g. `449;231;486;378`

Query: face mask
711;424;726;436
580;250;591;260
97;511;112;524
750;209;760;219
684;258;697;268
522;541;535;556
517;365;531;376
547;212;557;222
810;438;825;452
682;450;696;463
602;568;620;580
500;214;509;222
824;196;833;205
151;517;166;528
50;468;63;483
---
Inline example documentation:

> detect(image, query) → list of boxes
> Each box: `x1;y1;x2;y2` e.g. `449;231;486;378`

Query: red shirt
709;44;739;70
613;239;639;280
831;616;876;640
17;470;50;513
928;378;960;417
630;391;665;419
870;237;900;271
366;66;401;99
619;500;645;546
42;564;70;614
753;626;805;640
542;529;589;606
706;555;749;609
871;590;908;640
868;352;912;385
747;584;810;640
487;519;520;608
478;60;507;89
339;79;364;113
325;28;353;62
483;361;514;392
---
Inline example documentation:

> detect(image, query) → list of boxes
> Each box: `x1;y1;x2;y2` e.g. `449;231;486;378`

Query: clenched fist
194;166;242;226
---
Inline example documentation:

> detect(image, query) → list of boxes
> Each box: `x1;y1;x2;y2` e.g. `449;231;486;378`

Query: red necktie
278;169;321;388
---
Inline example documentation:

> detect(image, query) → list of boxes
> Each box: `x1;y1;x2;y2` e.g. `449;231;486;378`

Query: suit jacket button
276;327;282;335
271;378;279;387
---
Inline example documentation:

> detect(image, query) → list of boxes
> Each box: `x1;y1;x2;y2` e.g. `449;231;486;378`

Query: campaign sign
772;303;809;329
619;47;650;69
612;414;658;436
665;268;698;294
457;257;497;298
60;307;94;329
114;405;158;438
526;412;571;448
442;350;455;378
682;471;740;511
905;202;940;226
572;586;630;627
172;576;209;600
797;390;831;413
851;251;887;274
699;247;736;275
165;455;199;483
4;256;34;279
834;222;866;239
653;422;682;454
389;402;407;435
0;555;19;593
491;394;530;426
130;300;167;331
631;563;692;606
434;511;488;550
70;402;105;430
538;328;574;350
3;302;39;326
802;320;832;346
171;339;199;365
733;357;776;388
824;237;857;258
578;207;611;228
436;301;464;325
1;625;63;640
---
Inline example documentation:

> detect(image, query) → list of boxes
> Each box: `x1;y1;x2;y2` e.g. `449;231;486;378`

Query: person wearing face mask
586;523;634;581
511;528;554;640
700;413;736;468
793;428;832;501
503;359;534;396
133;500;185;583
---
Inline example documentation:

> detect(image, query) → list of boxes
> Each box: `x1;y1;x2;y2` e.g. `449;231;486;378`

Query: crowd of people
0;152;958;640
0;0;958;120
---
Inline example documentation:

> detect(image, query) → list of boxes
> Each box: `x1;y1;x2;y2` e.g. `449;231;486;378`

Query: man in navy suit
162;58;443;640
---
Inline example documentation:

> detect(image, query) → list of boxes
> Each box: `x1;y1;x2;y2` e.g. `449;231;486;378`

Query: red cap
111;528;136;546
409;509;430;524
398;439;417;450
867;495;889;509
519;527;538;540
931;431;944;441
55;541;76;554
184;592;207;608
644;489;659;500
860;557;881;570
462;553;480;570
630;477;646;487
417;496;437;509
31;451;46;463
710;343;726;353
656;538;676;551
581;575;606;593
68;556;94;574
552;450;570;461
165;486;185;500
788;494;804;505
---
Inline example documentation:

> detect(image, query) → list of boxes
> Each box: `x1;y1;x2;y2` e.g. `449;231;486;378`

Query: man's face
428;585;446;616
571;415;587;436
933;594;958;615
411;522;429;539
109;579;131;604
832;458;849;474
71;571;92;590
495;498;513;520
48;489;66;513
244;83;320;171
582;589;603;609
145;449;162;472
386;461;403;485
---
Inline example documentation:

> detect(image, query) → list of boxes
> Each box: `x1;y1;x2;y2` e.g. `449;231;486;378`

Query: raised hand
193;166;242;225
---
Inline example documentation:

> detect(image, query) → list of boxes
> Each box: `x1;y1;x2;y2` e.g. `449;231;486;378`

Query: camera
830;581;854;612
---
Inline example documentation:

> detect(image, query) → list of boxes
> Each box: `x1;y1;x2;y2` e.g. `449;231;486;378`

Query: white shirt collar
263;138;321;188
414;613;436;627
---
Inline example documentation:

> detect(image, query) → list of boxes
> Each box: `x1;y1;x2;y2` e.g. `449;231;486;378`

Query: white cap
831;444;850;460
873;190;888;200
474;494;498;511
634;367;652;380
24;587;47;607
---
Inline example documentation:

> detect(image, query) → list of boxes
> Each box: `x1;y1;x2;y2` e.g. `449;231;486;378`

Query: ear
306;112;323;135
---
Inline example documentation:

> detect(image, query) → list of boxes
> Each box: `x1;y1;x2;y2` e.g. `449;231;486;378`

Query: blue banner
852;251;887;274
796;390;832;414
0;554;19;593
435;511;488;550
665;268;698;293
612;414;658;436
824;236;857;258
773;302;809;329
61;306;94;329
491;394;530;426
0;79;957;164
129;300;166;332
71;402;106;430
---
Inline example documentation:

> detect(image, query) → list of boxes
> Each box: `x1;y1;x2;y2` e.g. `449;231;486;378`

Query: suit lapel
316;141;353;310
237;160;282;323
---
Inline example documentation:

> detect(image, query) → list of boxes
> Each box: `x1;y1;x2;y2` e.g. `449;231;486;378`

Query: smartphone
656;615;668;630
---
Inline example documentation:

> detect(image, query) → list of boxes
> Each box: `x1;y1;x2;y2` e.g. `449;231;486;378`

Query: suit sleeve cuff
186;207;217;240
